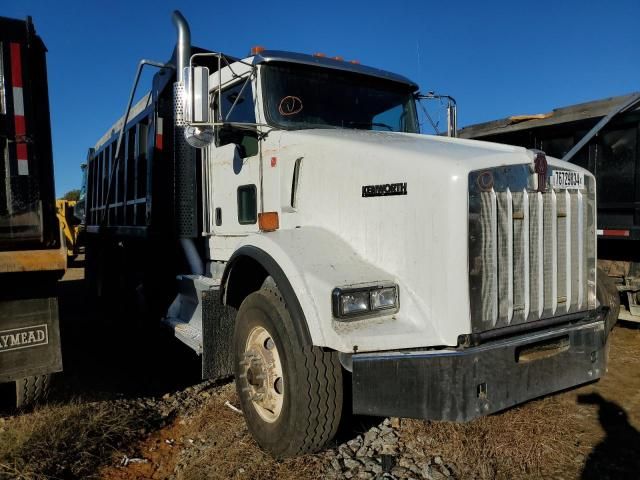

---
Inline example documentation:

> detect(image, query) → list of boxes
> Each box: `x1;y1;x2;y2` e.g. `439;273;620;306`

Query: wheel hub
242;326;284;423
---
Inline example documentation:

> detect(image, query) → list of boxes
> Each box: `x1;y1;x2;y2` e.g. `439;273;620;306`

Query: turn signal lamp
250;45;266;55
258;212;279;231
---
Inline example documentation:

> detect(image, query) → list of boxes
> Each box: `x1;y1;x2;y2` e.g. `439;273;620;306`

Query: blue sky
4;0;640;195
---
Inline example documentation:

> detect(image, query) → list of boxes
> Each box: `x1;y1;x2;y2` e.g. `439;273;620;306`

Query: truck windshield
262;63;418;133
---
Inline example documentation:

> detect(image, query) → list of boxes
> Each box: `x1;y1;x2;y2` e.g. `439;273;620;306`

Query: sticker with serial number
551;170;584;189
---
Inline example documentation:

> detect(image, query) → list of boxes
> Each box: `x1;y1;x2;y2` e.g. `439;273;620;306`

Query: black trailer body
0;16;64;405
459;93;640;322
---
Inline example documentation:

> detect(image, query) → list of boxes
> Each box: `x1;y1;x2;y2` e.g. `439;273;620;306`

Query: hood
262;128;589;349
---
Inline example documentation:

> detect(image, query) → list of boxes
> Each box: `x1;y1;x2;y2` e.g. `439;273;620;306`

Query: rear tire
15;374;51;408
234;286;342;457
597;267;620;333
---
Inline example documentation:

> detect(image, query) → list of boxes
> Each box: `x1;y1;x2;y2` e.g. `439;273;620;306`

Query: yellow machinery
56;199;80;259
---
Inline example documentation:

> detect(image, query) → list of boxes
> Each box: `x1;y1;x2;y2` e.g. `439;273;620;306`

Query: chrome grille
469;165;596;333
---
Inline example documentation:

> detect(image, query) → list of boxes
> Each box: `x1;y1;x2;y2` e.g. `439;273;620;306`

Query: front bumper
352;314;608;421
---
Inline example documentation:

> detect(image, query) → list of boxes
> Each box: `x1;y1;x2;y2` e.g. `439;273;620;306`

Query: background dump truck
0;16;64;407
459;93;637;324
85;10;610;457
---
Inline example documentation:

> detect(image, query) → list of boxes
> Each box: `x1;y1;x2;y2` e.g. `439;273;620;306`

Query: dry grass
177;384;326;480
0;401;160;480
399;396;583;480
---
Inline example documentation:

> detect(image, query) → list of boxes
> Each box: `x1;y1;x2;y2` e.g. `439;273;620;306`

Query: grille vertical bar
564;190;572;312
490;190;498;327
506;189;514;324
543;190;558;316
522;190;530;320
497;190;514;326
512;191;528;324
577;190;584;309
529;191;544;319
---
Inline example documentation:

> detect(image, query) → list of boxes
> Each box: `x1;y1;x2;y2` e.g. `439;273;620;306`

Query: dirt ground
1;257;639;479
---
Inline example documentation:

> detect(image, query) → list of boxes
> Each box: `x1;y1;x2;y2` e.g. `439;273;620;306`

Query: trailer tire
15;374;51;408
597;267;620;333
233;287;342;458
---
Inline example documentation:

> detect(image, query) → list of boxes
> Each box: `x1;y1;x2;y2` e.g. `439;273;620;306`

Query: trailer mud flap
0;295;63;383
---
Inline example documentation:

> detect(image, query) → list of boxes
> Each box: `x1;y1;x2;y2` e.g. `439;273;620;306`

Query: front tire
234;287;342;457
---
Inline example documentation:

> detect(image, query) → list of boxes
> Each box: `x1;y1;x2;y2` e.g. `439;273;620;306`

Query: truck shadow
578;393;640;480
54;271;205;403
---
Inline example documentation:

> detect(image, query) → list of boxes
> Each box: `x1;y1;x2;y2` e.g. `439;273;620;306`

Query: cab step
162;274;236;379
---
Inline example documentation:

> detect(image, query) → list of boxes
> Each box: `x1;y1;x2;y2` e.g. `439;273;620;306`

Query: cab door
207;76;261;236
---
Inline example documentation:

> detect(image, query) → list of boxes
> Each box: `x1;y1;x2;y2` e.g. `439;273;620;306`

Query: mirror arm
416;92;458;138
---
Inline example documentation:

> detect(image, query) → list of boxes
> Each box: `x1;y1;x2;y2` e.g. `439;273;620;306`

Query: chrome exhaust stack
172;10;191;83
171;10;203;275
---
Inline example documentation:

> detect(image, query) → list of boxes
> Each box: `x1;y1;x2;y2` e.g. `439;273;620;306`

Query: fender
222;244;313;346
221;227;435;352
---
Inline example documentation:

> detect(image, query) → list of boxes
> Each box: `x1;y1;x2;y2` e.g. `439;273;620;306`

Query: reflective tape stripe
12;86;24;116
600;229;630;237
16;143;27;160
156;117;163;150
14;107;25;133
10;43;22;87
10;42;28;175
17;159;29;175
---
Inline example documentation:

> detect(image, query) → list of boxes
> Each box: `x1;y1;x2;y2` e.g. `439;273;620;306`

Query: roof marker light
332;56;344;61
250;45;266;55
349;59;360;65
312;52;326;58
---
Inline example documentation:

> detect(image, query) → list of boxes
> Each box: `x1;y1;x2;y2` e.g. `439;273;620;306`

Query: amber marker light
312;52;326;57
250;45;266;55
258;212;279;232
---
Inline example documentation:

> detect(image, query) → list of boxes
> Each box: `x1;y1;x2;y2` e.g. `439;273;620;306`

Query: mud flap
0;294;63;384
201;289;236;380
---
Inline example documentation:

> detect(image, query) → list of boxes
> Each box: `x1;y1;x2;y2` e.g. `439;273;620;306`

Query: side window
215;81;258;157
237;184;257;224
219;81;256;123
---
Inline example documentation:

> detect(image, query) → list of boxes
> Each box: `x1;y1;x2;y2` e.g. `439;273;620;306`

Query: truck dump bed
0;16;59;254
0;16;63;405
459;93;640;241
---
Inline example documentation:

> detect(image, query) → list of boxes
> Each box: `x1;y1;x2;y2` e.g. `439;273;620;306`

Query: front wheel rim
242;325;284;423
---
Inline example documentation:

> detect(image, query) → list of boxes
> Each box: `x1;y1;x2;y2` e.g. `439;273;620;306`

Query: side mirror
184;66;210;123
184;66;214;147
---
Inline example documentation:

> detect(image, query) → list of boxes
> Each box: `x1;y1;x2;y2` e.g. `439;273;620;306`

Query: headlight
332;284;399;320
340;291;370;315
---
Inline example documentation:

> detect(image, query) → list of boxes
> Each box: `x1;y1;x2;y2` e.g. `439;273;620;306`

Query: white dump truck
84;11;609;457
